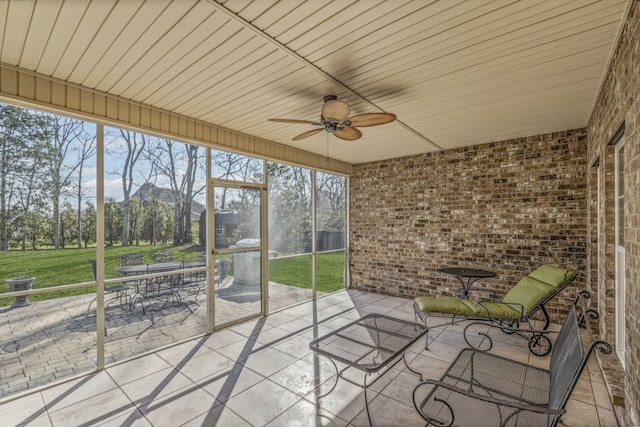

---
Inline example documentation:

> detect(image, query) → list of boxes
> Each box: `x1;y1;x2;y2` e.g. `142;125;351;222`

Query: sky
69;125;207;206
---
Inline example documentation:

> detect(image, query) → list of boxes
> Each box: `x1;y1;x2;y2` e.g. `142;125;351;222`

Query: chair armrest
413;378;565;425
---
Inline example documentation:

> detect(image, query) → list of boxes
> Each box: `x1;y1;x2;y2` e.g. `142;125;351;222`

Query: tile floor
0;290;618;427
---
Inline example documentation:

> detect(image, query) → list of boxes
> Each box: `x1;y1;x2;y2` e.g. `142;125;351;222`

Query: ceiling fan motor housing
321;117;351;132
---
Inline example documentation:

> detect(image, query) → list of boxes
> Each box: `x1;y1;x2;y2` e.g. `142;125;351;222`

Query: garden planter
6;277;35;307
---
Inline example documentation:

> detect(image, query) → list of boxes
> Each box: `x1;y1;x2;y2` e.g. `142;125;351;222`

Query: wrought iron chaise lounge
412;290;611;427
414;265;576;356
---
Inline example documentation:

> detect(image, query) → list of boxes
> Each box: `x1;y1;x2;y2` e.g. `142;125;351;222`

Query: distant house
132;183;205;220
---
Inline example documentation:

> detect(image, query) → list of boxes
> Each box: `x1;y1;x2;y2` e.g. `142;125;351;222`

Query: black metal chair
87;259;131;311
413;290;612;427
119;253;145;266
151;250;174;263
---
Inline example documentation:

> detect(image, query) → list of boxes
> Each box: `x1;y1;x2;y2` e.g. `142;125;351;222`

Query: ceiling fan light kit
321;95;351;121
269;95;396;141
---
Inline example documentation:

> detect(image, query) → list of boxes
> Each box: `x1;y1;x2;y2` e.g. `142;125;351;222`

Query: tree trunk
53;195;60;249
0;181;7;251
76;165;83;249
135;196;142;246
122;197;130;247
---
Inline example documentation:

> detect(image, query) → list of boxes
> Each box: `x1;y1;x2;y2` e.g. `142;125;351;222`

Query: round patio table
437;267;496;299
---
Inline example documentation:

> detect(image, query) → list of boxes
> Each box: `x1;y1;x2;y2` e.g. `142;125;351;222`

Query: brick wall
349;129;587;322
587;0;640;425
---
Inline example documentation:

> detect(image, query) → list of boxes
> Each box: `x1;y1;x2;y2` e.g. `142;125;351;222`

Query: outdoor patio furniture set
310;265;611;427
89;252;208;315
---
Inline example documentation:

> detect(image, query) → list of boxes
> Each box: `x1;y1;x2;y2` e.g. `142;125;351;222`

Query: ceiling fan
269;95;396;141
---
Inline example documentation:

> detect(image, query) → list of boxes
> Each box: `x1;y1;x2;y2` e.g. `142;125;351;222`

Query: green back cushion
502;266;575;317
527;265;575;288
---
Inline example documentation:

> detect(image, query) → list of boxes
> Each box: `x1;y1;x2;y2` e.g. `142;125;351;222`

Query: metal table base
310;313;428;426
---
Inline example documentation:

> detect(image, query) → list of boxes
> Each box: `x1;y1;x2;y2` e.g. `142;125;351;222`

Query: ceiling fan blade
292;128;323;141
321;100;350;121
269;118;321;125
333;126;362;141
347;113;396;127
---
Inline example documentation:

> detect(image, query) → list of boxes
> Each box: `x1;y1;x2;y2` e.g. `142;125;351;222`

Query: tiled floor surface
0;290;618;426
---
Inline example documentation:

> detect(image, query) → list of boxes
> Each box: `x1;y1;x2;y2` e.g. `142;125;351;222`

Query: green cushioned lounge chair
414;265;576;356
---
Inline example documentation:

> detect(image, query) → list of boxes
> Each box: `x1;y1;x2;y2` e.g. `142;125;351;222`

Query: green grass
0;245;203;305
268;251;345;293
0;247;346;305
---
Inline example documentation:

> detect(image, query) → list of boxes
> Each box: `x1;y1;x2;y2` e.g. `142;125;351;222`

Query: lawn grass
0;245;203;305
268;251;345;293
0;247;346;305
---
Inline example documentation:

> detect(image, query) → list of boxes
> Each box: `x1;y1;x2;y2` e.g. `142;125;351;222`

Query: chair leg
540;305;551;330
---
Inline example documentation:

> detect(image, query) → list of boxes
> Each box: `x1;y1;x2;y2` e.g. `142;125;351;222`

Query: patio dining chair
119;253;145;266
87;259;131;311
152;250;174;263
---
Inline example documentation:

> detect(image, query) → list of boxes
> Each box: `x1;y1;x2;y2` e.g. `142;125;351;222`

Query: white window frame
614;138;625;368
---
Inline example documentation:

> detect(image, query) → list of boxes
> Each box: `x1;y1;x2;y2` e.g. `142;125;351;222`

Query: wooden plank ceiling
0;0;630;164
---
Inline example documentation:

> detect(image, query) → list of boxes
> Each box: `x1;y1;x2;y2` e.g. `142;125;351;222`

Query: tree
15;153;46;250
74;132;96;248
38;114;87;250
128;196;141;245
0;105;47;251
148;139;204;245
268;164;312;254
142;197;172;246
24;203;49;250
114;129;148;247
81;202;96;248
104;196;123;246
230;188;261;243
59;202;77;248
316;173;346;251
316;173;346;231
212;151;263;209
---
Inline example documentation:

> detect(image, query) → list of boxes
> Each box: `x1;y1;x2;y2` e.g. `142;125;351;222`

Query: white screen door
212;182;265;327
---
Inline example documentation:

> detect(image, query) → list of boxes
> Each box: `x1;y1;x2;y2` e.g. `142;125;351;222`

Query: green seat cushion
472;301;522;320
415;296;522;319
415;297;477;316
